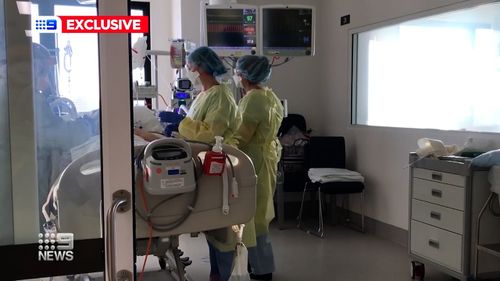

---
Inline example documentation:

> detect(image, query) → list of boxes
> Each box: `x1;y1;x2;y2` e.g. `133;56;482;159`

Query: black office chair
297;136;365;238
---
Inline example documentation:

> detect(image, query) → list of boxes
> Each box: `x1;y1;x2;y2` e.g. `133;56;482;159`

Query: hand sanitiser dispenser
203;136;226;176
142;138;196;195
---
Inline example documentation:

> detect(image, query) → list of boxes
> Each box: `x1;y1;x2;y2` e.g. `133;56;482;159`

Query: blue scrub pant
208;241;234;281
248;234;275;275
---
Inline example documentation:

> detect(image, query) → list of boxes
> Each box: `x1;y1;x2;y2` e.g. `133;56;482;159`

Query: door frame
99;0;135;279
1;0;136;279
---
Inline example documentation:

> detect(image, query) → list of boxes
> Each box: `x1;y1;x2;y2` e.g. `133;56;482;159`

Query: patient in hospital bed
69;106;165;161
43;104;258;281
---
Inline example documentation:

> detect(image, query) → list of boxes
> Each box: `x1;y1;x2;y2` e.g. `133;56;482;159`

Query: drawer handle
430;211;441;220
431;189;442;198
428;239;440;249
431;173;443;181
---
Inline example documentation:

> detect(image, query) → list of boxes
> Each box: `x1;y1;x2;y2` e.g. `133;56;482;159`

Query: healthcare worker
179;47;256;281
229;55;283;281
32;43;92;229
179;46;239;144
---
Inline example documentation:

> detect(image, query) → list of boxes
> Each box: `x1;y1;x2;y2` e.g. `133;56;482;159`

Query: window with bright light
54;5;99;113
352;1;500;132
131;8;146;85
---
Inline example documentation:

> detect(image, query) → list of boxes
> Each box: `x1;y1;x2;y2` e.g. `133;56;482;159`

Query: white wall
317;0;500;230
147;0;182;109
179;0;325;132
149;0;170;109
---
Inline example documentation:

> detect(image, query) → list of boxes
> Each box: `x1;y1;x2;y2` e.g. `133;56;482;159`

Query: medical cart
408;154;500;281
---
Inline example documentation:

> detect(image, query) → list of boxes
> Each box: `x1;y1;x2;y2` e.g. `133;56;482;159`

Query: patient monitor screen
262;8;313;56
206;8;257;50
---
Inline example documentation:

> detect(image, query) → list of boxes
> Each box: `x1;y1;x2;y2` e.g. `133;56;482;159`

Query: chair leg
276;176;285;230
338;192;366;234
360;190;365;233
318;190;324;237
307;188;325;238
297;183;308;229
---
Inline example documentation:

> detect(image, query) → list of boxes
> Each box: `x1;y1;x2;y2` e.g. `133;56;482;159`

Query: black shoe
249;273;272;280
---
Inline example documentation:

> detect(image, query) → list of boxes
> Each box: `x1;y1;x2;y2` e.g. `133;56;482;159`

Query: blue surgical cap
187;46;227;77
235;55;271;84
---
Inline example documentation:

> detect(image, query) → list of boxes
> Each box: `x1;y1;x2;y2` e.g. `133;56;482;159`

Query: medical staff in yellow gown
229;55;284;281
179;47;256;281
179;84;238;143
179;47;239;144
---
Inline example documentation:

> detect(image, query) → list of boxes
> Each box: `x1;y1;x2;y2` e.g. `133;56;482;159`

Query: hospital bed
43;139;257;280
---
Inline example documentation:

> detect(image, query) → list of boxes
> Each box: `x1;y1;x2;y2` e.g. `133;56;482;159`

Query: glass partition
1;0;105;279
0;0;13;246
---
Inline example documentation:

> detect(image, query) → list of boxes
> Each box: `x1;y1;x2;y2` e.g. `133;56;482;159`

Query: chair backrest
305;136;346;169
278;113;307;136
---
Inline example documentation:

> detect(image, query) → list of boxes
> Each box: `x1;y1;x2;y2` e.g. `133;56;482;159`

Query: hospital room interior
2;0;500;280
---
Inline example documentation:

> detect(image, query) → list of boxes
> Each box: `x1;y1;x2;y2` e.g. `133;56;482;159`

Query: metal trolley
408;155;500;281
474;192;500;280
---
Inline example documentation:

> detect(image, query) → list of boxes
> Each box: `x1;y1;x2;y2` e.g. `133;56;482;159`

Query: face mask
184;66;201;88
232;74;243;88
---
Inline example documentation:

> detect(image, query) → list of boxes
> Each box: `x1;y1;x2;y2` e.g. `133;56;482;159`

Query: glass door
0;0;135;280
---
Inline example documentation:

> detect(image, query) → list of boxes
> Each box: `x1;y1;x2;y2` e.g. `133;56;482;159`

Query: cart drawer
411;199;464;234
411;220;463;273
413;168;466;187
412;178;465;211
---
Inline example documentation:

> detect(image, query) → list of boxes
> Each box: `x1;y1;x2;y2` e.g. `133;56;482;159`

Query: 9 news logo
38;232;74;262
35;18;58;31
32;15;148;34
32;16;61;33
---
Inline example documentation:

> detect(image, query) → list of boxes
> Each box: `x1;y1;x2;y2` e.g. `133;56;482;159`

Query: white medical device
141;138;196;195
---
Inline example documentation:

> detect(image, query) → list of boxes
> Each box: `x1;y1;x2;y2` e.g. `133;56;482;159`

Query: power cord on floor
137;170;153;281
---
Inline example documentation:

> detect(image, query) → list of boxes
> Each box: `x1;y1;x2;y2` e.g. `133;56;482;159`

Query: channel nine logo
32;16;148;34
38;232;74;262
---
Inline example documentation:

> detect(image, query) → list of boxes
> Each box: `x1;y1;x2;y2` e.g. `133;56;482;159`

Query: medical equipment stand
136;235;190;281
135;50;169;110
474;192;500;280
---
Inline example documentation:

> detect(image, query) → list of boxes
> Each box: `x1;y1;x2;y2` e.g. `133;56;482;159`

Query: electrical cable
225;154;235;176
271;57;293;67
157;93;170;108
149;159;199;231
135;143;201;231
136;162;152;281
135;140;238;233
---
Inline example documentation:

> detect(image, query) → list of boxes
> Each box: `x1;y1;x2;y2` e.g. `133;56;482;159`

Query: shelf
477;244;500;258
136;85;158;99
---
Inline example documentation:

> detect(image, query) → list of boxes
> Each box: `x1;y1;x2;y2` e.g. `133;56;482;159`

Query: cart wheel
159;257;167;270
410;261;425;280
